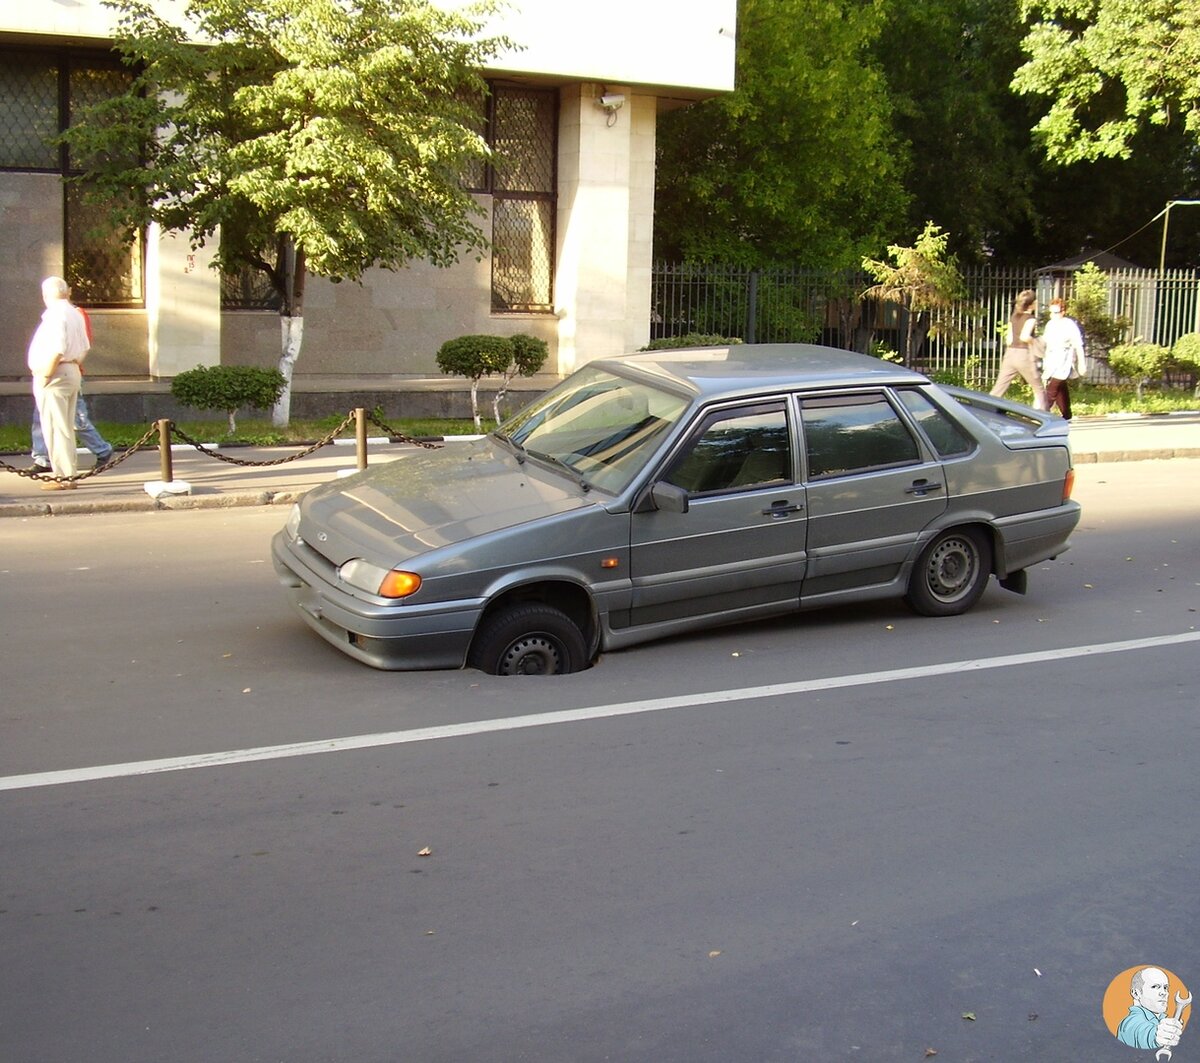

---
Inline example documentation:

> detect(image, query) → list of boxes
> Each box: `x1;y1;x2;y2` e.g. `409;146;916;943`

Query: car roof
594;343;931;400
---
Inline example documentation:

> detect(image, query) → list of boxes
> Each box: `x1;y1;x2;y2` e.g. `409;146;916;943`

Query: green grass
0;415;480;455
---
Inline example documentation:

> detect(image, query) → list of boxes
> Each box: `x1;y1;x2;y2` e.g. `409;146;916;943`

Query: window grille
471;84;557;313
0;53;58;169
0;47;142;308
222;265;281;312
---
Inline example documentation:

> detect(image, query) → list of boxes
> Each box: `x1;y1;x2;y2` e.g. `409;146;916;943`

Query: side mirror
649;480;689;514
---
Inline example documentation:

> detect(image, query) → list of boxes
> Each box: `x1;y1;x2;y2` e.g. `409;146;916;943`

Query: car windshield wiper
493;429;527;464
525;447;591;492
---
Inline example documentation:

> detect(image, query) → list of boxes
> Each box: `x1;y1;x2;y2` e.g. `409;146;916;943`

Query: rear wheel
905;527;992;617
468;603;589;676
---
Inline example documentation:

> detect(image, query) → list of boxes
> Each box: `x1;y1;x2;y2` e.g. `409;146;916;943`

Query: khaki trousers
990;346;1047;410
33;363;82;476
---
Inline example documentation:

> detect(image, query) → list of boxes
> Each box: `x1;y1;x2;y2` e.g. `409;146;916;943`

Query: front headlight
338;558;422;599
285;503;302;540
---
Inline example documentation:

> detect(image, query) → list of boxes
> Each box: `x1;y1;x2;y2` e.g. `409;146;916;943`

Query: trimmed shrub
640;333;744;351
170;365;287;434
436;334;548;428
1108;342;1171;400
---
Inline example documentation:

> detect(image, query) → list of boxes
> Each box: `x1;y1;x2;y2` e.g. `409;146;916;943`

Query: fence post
355;408;368;470
157;419;173;483
746;270;759;344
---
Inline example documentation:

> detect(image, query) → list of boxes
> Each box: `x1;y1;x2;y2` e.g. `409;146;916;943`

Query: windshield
498;366;690;493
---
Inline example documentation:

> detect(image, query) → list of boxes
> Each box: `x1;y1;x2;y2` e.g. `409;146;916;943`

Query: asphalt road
2;460;1198;1062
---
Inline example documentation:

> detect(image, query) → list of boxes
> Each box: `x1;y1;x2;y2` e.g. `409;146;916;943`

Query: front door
627;401;807;628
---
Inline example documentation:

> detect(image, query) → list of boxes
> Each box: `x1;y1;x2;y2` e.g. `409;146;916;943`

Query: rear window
896;389;976;457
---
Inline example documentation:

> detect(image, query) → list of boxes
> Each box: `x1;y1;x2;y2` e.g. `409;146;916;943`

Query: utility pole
1159;200;1200;273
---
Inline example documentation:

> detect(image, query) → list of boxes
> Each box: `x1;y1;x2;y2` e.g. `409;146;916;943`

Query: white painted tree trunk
271;315;304;427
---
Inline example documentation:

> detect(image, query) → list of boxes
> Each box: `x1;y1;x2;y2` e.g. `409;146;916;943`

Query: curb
0;489;308;519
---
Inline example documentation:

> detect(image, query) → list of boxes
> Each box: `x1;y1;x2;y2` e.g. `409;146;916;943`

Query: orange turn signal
379;570;422;599
1063;468;1075;501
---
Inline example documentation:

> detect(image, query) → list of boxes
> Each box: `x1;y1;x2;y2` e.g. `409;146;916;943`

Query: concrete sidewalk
2;413;1199;519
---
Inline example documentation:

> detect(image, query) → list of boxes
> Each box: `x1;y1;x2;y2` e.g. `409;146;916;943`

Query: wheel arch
472;579;600;659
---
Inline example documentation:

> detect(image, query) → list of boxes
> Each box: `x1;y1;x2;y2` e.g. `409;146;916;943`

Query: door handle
905;479;944;496
761;501;803;517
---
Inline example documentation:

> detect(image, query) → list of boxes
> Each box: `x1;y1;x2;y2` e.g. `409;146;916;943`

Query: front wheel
905;527;992;617
468;603;590;676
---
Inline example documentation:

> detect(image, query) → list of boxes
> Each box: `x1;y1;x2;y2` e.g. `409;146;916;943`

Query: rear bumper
993;500;1081;575
271;531;479;670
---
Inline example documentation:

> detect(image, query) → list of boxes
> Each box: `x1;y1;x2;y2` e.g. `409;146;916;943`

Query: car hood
297;436;600;566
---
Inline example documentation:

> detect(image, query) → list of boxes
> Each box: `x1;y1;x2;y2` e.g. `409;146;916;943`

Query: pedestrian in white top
1041;297;1086;420
26;276;90;488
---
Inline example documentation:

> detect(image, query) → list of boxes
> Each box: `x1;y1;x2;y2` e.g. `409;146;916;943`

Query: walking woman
990;289;1047;410
1041;297;1087;420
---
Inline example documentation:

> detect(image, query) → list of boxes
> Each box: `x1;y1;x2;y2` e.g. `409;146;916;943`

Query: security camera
598;93;625;112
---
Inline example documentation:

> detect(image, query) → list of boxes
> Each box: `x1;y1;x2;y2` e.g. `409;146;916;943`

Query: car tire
905;527;992;617
468;603;590;676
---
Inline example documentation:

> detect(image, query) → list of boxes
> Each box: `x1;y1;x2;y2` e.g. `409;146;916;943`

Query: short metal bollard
158;419;173;483
355;408;368;470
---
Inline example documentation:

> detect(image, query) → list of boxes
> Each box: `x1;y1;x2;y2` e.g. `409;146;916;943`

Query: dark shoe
29;463;51;474
94;450;114;466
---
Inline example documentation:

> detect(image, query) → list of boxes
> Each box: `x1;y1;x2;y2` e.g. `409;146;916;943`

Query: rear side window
896;389;975;458
801;393;920;479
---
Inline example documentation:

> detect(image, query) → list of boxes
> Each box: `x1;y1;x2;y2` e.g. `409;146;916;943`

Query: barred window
469;84;557;314
0;47;142;307
221;265;281;312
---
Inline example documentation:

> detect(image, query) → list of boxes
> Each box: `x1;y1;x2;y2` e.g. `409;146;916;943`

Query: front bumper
271;531;480;670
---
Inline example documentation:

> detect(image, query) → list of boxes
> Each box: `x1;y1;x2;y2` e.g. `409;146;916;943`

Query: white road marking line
3;630;1197;793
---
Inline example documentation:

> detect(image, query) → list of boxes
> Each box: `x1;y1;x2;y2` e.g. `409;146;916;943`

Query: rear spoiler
942;385;1072;446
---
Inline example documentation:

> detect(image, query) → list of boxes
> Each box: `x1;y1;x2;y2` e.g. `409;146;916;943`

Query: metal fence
650;261;1200;382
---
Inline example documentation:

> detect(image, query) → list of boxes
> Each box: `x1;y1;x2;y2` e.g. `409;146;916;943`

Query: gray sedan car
272;344;1080;674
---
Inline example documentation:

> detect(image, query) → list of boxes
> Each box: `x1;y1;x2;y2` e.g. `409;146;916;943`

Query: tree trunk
270;236;307;428
272;315;305;427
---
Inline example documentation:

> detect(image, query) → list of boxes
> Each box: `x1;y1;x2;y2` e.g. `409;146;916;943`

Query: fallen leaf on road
418;846;432;857
962;1012;976;1021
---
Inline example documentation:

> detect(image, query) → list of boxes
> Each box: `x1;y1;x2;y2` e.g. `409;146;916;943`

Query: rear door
798;391;948;602
626;400;807;627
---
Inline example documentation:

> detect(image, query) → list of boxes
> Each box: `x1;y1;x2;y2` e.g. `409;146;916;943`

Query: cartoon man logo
1106;966;1193;1059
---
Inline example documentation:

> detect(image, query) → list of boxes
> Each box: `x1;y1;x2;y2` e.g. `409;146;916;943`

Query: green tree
653;0;908;270
1065;262;1130;355
861;222;972;367
873;0;1041;263
63;0;505;425
1011;0;1200;164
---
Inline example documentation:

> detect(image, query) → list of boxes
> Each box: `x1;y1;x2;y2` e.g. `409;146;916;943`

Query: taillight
1063;468;1075;501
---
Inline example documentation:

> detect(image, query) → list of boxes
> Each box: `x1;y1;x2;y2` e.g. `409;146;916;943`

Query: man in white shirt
1041;297;1087;420
26;276;90;489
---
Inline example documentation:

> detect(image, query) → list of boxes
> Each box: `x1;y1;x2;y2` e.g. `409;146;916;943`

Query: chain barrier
0;421;163;484
1;409;446;485
364;412;444;451
170;413;359;466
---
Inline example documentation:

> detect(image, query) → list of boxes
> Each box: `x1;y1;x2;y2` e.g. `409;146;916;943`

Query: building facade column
554;83;656;375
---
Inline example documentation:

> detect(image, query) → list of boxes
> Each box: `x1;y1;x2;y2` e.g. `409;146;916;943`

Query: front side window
665;403;792;496
801;393;921;479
